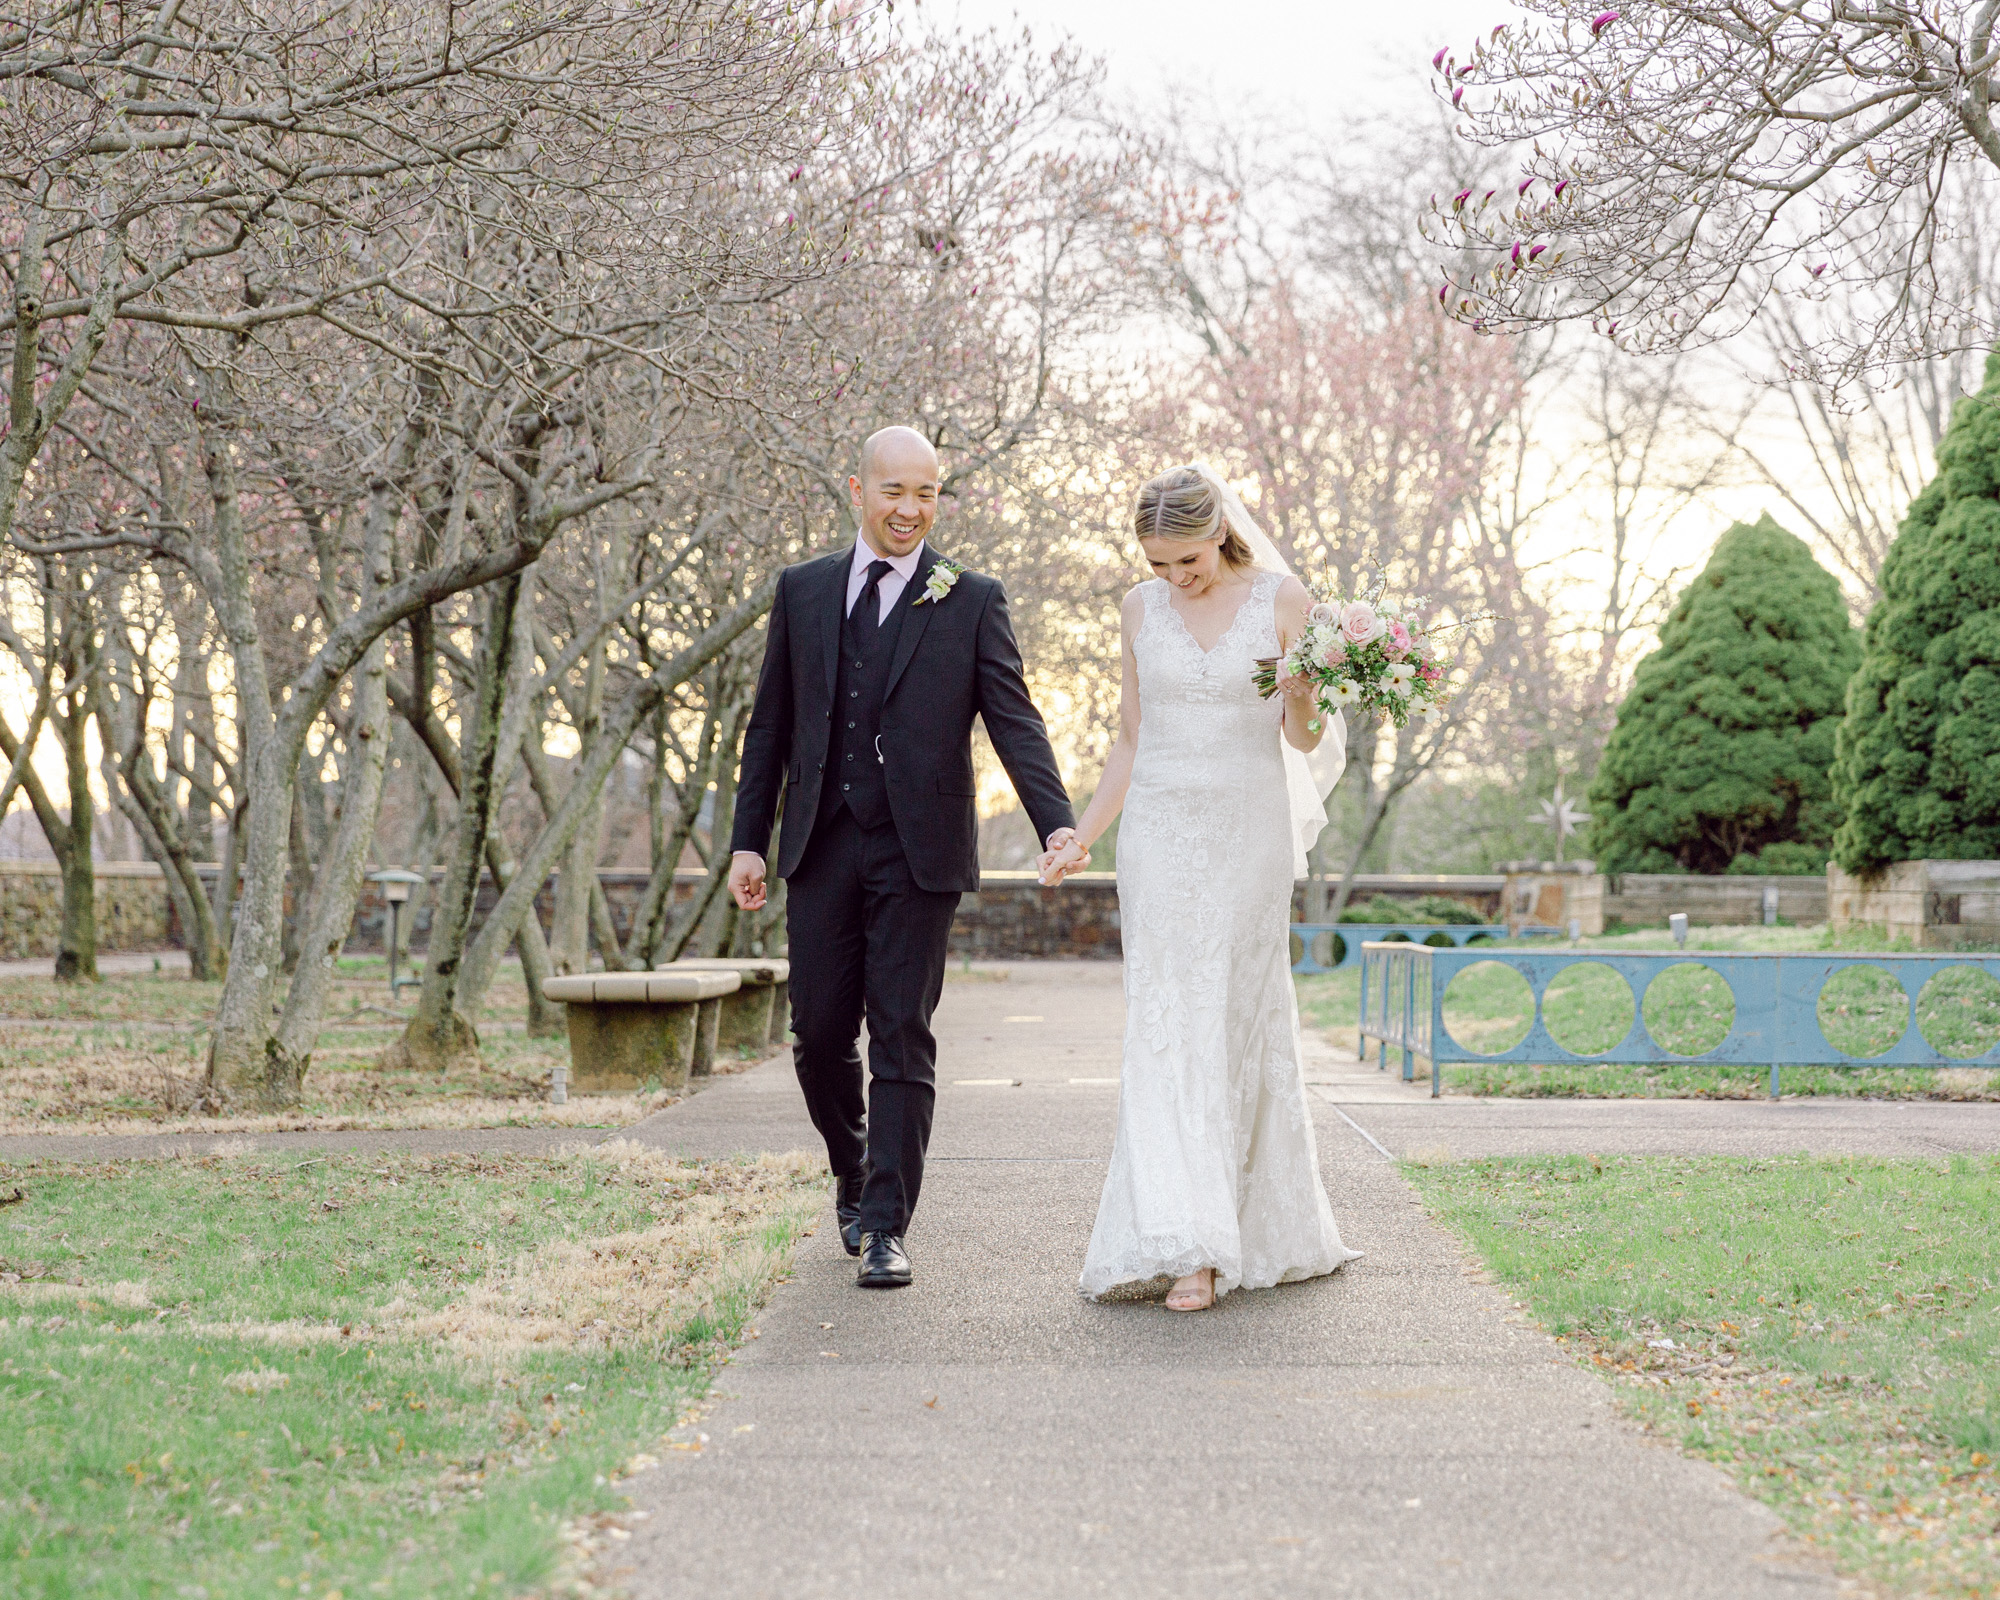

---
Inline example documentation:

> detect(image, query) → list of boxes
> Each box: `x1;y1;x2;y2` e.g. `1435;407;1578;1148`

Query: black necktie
853;559;893;633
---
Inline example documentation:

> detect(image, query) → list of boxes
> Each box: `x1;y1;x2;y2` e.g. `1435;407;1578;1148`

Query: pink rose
1339;601;1384;646
1389;621;1412;652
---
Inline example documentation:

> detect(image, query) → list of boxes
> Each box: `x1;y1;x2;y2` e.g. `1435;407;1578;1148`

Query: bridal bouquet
1251;585;1471;731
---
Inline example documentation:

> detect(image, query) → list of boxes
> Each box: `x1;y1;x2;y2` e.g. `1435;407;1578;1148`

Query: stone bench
659;957;791;1054
541;970;741;1094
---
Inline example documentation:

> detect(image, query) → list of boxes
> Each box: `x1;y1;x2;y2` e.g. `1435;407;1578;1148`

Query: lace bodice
1126;572;1291;847
1080;570;1359;1302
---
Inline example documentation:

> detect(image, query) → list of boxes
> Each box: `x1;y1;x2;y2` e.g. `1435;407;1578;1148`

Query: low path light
368;869;429;1000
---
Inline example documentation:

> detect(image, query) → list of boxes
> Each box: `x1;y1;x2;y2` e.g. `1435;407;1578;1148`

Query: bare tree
1426;2;2000;385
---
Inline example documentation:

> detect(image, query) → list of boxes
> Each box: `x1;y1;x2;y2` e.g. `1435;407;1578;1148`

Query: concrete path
0;950;190;978
1326;1093;2000;1160
614;963;1851;1600
0;1125;615;1162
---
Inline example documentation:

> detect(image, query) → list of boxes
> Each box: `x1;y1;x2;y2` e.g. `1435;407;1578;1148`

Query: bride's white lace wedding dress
1079;569;1362;1301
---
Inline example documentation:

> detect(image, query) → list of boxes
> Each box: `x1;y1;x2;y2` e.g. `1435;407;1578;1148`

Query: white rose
1308;602;1337;625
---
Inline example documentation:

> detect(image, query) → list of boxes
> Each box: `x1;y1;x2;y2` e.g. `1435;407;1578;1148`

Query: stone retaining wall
1828;860;2000;949
0;861;175;960
0;857;1848;965
1602;872;1828;929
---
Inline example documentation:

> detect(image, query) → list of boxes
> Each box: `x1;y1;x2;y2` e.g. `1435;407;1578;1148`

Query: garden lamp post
368;869;428;1000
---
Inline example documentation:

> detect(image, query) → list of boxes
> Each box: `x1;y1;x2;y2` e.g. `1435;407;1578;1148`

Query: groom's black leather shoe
835;1172;866;1257
856;1232;912;1289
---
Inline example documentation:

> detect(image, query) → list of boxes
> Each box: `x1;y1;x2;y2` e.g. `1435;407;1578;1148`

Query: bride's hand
1275;670;1319;703
1037;836;1090;886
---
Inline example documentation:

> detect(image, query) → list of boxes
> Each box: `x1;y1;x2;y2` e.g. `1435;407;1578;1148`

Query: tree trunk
681;713;745;958
627;696;720;968
275;532;395;1066
52;683;97;983
96;618;226;981
550;639;607;975
282;785;312;975
213;798;244;960
203;413;312;1107
385;570;530;1072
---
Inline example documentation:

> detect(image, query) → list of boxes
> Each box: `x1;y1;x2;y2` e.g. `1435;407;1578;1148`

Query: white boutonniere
912;557;964;606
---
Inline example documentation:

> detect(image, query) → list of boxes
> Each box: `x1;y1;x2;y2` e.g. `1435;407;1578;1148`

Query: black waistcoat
821;584;910;830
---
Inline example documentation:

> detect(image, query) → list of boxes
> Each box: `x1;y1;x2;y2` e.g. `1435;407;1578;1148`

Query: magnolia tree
5;0;860;1101
8;16;1150;1098
1425;1;2000;387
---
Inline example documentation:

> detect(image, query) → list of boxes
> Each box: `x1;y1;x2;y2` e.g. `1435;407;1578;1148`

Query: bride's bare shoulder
1119;581;1155;616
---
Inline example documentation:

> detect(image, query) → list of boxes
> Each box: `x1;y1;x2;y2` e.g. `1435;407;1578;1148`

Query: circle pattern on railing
1542;961;1634;1057
1914;965;2000;1059
1440;960;1533;1057
1817;965;1909;1058
1642;962;1735;1057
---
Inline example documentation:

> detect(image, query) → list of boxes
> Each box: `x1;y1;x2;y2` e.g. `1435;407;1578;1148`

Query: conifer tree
1589;515;1858;875
1832;353;2000;874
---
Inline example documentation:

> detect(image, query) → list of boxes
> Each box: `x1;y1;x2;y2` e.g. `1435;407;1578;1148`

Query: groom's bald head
851;426;940;559
859;425;939;484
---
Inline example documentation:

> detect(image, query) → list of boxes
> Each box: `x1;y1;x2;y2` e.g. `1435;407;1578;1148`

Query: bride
1038;465;1363;1312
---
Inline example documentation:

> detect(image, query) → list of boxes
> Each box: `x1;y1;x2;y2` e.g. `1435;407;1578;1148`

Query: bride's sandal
1165;1268;1216;1313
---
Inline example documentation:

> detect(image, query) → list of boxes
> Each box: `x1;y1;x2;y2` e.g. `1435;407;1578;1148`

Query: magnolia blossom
1327;678;1361;706
1339;601;1384;646
1387;661;1417;684
1418;703;1445;725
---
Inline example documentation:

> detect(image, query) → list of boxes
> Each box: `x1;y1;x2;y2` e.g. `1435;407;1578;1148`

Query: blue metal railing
1356;942;2000;1099
1290;922;1510;974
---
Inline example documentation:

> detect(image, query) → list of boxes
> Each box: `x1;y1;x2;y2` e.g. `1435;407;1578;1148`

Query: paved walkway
13;961;1995;1593
0;950;190;978
613;963;1868;1599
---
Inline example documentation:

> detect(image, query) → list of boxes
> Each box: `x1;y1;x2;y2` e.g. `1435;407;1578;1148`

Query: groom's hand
728;852;768;911
1037;828;1089;887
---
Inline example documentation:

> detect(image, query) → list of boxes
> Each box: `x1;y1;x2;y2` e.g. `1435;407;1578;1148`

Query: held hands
1036;827;1090;887
728;852;768;911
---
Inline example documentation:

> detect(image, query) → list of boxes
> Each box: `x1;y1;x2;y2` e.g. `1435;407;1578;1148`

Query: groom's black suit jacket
731;544;1074;894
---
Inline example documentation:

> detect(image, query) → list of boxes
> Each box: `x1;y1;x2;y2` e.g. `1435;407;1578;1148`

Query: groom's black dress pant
786;804;961;1236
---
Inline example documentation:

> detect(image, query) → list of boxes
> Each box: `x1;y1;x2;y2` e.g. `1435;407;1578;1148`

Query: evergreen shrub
1832;352;2000;874
1588;514;1859;875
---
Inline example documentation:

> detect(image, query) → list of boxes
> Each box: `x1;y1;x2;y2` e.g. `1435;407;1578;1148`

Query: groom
728;427;1079;1288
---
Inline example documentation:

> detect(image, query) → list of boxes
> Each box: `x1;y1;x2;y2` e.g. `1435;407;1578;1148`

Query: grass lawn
1407;1154;2000;1598
0;1142;823;1598
1294;926;2000;1099
0;971;776;1134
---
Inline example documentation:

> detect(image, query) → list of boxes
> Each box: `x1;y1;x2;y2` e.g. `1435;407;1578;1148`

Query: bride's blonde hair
1133;466;1253;567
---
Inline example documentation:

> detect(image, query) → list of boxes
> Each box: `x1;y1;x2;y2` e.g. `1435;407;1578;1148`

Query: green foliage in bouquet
1832;352;2000;875
1589;515;1858;876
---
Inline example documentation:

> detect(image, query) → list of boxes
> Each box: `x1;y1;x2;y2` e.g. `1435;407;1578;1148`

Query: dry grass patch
400;1144;823;1362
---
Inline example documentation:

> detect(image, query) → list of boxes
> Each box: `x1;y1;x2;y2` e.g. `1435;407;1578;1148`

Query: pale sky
934;0;1515;124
